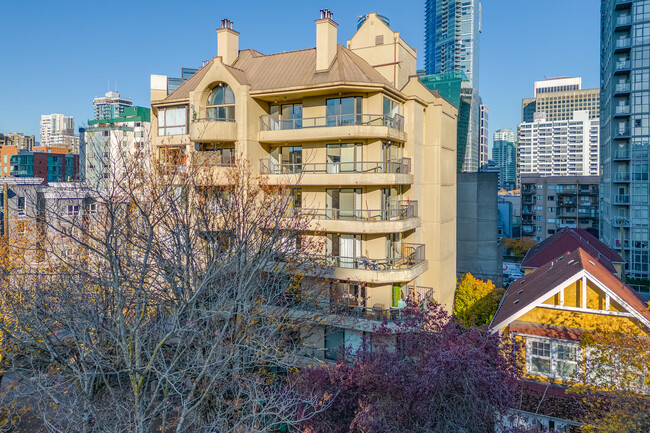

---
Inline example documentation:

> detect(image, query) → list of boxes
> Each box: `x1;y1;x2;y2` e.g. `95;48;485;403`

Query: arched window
207;83;235;121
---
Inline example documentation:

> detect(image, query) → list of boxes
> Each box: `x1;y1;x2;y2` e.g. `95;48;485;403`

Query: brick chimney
217;19;239;66
316;9;337;71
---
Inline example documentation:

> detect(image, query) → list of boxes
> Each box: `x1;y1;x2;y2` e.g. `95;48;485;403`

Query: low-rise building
490;247;650;429
10;150;80;184
521;175;598;241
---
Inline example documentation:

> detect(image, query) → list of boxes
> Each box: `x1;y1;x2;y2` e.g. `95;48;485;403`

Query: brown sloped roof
491;248;650;331
232;45;393;91
521;227;623;273
163;45;394;102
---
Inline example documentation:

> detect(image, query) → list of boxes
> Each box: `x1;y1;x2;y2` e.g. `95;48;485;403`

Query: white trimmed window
526;337;580;380
67;205;80;217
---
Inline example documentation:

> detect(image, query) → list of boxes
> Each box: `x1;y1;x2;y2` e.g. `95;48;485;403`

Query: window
327;143;362;173
270;146;302;174
158;106;187;136
67;205;80;217
207;83;235;121
527;338;581;380
17;196;25;215
548;207;554;213
326;97;362;126
548;195;555;201
530;340;551;375
87;203;98;214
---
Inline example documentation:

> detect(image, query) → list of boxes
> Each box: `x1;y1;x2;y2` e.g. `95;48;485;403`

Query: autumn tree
294;302;523;433
503;238;537;259
0;151;329;433
453;273;505;327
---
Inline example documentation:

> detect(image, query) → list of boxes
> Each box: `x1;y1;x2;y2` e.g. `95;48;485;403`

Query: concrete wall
457;172;502;286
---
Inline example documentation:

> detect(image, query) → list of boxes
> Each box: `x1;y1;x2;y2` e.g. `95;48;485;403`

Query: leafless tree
0;143;329;433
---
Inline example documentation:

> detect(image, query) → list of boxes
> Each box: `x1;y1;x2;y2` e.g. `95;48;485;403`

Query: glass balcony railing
259;158;412;175
613;148;631;159
613;172;631;182
259;113;405;132
615;83;631;93
614;194;630;204
615;60;631;71
616;15;632;26
615;38;631;49
614;128;630;138
191;151;236;166
615;105;631;115
297;201;418;221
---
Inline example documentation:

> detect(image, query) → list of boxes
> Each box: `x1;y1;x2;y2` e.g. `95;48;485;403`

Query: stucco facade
150;12;458;357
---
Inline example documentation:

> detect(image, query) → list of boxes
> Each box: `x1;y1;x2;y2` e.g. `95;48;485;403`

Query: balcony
614;105;631;117
614;60;631;73
612;216;630;228
614;38;631;52
613;172;631;182
189;117;237;142
615;15;632;29
522;196;535;205
191;151;235;167
313;243;427;284
613;128;630;139
299;201;420;234
260;159;413;186
614;83;631;94
615;0;632;9
258;113;406;143
613;148;631;159
614;194;630;204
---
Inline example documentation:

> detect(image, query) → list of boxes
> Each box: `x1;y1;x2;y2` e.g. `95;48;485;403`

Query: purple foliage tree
294;302;526;433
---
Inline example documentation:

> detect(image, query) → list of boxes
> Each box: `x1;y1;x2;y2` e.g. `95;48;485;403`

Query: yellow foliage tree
453;273;504;327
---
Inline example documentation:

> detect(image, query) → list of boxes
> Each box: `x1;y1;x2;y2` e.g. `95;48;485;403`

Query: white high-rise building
93;91;133;120
517;111;599;177
40;113;79;152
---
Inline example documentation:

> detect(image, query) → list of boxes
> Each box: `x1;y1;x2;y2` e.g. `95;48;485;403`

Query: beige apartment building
150;11;457;357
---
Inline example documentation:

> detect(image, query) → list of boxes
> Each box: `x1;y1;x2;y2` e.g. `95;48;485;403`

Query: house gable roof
521;227;624;273
491;248;650;333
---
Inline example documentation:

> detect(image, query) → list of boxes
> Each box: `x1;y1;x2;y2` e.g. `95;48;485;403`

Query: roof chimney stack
316;9;338;71
217;19;239;66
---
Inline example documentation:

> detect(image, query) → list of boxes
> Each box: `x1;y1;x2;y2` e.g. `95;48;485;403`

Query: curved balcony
260;159;413;186
300;201;420;234
318;243;427;284
189;117;237;142
258;113;406;143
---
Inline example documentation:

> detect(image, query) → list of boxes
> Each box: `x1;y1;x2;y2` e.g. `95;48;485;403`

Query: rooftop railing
259;113;405;132
260;158;412;175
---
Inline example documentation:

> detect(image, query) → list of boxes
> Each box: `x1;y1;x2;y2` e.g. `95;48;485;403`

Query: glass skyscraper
424;0;481;90
600;0;650;284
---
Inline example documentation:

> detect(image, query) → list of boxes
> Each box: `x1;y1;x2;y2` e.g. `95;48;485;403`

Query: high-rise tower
424;0;481;90
600;0;650;285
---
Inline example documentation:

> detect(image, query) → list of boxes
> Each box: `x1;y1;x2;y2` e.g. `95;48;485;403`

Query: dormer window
207;83;235;121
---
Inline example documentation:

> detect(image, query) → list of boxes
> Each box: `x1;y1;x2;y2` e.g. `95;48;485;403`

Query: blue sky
0;0;599;154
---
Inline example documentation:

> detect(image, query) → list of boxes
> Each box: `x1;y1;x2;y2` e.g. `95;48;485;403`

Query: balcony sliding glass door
327;143;362;173
326;97;362;126
326;188;361;220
